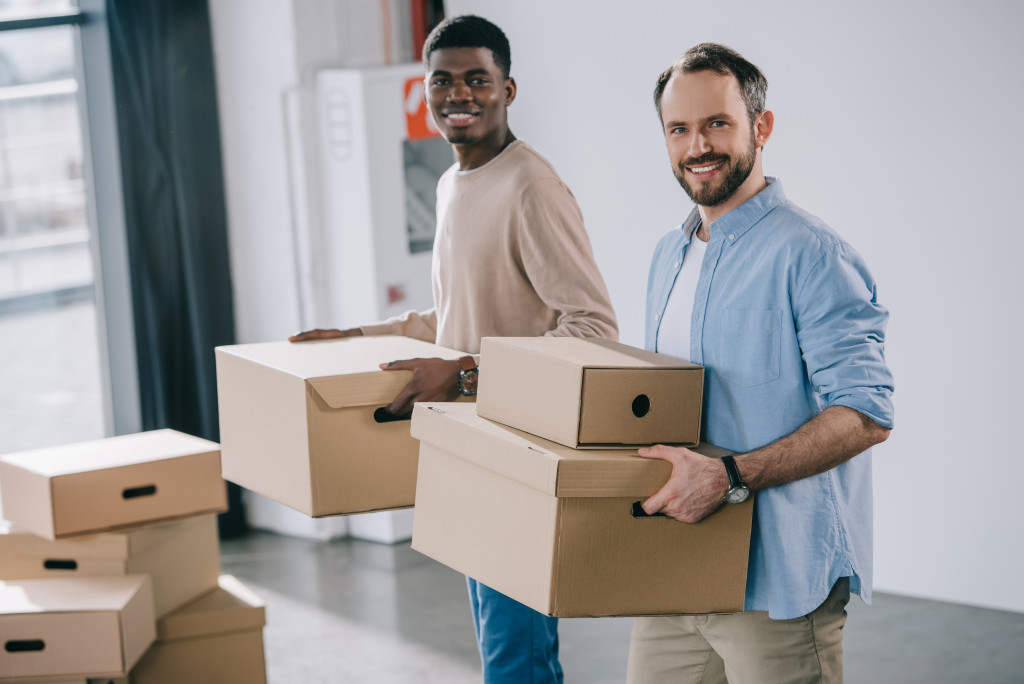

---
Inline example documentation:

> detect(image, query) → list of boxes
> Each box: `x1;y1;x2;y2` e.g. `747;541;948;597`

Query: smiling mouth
444;112;479;126
687;161;725;176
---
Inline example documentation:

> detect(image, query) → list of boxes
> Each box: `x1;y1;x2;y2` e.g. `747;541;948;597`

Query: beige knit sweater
362;140;617;354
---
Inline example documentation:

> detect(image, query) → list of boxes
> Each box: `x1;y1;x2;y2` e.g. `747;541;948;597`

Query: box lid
0;516;212;560
0;575;151;615
215;336;466;409
0;430;218;478
156;575;266;641
482;336;702;371
411;403;730;498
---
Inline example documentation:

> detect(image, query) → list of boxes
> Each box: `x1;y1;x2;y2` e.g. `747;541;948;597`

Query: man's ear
505;77;517;106
755;109;774;148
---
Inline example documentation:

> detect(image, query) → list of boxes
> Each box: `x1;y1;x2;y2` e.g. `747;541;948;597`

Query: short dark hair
422;15;512;78
653;43;767;125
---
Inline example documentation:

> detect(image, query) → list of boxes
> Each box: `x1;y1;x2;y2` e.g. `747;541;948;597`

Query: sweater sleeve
516;178;619;341
360;308;438;344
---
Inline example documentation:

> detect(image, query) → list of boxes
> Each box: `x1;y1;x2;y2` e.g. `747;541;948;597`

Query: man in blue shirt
627;43;895;684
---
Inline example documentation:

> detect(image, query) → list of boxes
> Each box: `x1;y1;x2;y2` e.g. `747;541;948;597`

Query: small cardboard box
0;515;221;618
0;430;227;540
0;575;155;680
476;337;704;448
215;336;471;517
411;402;752;617
127;574;266;684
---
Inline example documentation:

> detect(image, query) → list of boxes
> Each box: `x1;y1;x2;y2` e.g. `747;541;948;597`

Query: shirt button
673;261;681;269
728;234;735;240
654;314;661;321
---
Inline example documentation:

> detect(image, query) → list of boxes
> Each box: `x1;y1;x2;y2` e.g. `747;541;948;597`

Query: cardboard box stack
411;337;755;618
215;335;472;517
0;429;268;683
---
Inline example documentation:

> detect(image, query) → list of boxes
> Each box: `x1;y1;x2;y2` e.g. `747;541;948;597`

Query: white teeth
690;162;723;174
447;113;475;121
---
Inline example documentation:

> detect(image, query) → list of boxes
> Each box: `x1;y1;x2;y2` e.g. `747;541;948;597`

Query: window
0;2;102;467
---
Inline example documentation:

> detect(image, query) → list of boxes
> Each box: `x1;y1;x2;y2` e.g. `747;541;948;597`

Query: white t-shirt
656;225;707;362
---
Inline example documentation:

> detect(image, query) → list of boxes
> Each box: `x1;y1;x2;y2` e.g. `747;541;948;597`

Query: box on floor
477;336;704;448
216;335;472;517
0;575;154;680
0;515;221;618
0;430;226;540
119;574;266;684
411;402;752;617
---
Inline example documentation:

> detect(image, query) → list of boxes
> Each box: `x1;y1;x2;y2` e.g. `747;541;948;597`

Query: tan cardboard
0;431;226;540
410;402;751;617
0;516;221;618
476;337;704;448
127;575;267;684
215;336;471;517
0;575;155;680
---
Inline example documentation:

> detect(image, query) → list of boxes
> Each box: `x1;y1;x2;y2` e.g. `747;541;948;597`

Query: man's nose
447;80;471;102
687;131;710;159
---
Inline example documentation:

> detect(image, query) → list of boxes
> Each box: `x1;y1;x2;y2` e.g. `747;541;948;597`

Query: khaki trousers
626;578;850;684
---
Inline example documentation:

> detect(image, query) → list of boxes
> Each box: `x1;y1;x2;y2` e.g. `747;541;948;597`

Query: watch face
459;369;479;395
726;486;750;504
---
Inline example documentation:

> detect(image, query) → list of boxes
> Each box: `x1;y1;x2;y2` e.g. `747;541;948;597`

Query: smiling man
291;15;616;683
628;44;895;683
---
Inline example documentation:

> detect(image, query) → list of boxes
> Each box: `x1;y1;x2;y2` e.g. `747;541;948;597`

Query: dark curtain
107;0;244;537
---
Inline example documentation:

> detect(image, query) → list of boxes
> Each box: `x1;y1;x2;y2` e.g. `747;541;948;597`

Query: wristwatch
456;355;479;396
722;455;750;504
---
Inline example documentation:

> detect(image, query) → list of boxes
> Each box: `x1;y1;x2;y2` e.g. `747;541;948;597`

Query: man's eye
709;121;726;127
672;127;687;134
431;79;449;87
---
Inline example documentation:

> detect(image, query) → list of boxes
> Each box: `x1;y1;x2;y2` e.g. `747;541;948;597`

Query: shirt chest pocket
719;308;782;387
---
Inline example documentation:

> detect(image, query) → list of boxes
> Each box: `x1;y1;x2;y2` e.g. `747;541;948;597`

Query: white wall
446;0;1024;613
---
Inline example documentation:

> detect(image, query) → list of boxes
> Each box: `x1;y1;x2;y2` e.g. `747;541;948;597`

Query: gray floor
221;532;1024;684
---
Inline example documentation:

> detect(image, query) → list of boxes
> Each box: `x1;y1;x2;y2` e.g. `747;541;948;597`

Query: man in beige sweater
291;15;616;682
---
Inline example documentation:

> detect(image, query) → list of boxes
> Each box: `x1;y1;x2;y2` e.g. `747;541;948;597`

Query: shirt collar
677;176;787;242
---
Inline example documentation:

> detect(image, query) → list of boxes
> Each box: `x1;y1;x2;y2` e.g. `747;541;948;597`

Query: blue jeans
467;577;563;684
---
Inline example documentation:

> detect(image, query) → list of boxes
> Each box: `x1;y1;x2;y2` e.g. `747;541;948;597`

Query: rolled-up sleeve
794;242;895;429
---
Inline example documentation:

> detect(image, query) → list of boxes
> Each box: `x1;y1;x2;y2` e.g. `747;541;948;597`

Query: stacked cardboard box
215;335;472;517
411;337;755;618
0;429;266;682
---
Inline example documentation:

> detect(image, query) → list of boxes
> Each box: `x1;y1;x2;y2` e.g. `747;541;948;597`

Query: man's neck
454;129;517;171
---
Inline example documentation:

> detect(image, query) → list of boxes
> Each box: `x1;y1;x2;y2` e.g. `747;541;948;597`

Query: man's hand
638;445;730;524
288;328;363;342
379;357;461;415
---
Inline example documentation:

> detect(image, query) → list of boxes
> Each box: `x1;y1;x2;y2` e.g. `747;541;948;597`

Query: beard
674;133;758;207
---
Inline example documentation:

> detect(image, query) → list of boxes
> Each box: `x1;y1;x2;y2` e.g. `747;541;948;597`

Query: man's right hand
288;328;363;342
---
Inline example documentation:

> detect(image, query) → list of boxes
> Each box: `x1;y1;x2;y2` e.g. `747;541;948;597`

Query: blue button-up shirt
646;178;894;619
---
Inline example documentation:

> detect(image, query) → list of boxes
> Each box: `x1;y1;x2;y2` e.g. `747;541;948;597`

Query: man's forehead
427;46;499;74
662;70;745;114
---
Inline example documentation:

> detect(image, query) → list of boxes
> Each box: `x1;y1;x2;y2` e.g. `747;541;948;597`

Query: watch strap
458;355;477;372
722;455;744;489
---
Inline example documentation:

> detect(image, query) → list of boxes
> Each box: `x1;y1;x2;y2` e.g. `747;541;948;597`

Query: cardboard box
476;337;704;448
215;336;471;517
0;515;221;618
410;402;752;617
0;431;227;540
127;574;266;684
0;575;155;680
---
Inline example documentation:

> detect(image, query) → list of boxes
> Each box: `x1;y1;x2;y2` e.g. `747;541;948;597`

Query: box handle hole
632;394;651;418
122;485;157;499
5;639;45;653
43;559;78;571
631;501;667;518
373;407;412;424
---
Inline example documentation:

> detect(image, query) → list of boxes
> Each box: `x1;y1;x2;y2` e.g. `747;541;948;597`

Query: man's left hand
638;445;730;523
379;357;462;415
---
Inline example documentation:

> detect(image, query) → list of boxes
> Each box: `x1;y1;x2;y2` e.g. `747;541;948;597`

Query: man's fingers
289;328;342;342
641;486;669;516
